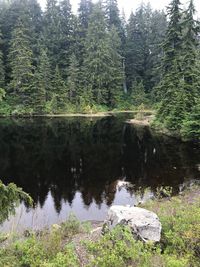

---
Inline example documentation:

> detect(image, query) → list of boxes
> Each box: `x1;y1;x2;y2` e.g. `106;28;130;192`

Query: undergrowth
0;188;199;267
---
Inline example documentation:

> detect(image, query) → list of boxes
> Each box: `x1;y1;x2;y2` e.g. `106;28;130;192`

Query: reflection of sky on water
1;182;153;232
0;116;199;232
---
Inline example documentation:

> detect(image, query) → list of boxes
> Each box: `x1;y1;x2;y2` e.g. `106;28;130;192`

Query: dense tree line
0;0;199;140
154;0;200;140
0;0;167;113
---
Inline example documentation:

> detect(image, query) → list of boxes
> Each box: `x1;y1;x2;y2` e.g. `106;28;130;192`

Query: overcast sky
39;0;200;18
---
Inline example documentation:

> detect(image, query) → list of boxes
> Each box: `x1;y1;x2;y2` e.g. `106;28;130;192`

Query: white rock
105;205;161;242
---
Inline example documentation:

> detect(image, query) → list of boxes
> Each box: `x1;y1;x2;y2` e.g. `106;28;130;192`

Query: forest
0;0;199;140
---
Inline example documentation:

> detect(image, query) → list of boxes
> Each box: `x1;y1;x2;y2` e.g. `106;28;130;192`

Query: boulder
104;205;161;242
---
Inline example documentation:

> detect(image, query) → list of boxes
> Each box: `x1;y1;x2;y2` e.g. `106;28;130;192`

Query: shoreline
1;185;200;266
0;110;155;118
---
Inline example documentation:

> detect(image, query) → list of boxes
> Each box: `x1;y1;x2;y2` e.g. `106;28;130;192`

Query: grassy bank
0;186;200;267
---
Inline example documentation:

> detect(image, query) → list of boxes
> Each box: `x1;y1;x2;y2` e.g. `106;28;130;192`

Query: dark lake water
0;114;199;232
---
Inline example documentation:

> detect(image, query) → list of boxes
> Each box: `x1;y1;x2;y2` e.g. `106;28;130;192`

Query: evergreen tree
155;0;184;129
162;0;183;74
181;98;200;141
78;0;93;30
181;0;199;110
67;53;80;105
83;3;110;105
43;0;61;70
33;47;52;113
0;30;5;89
59;0;73;77
77;0;93;66
107;26;123;107
1;0;42;83
51;65;67;111
8;17;34;109
155;0;200;131
131;81;148;107
125;4;153;91
104;0;125;47
83;4;123;107
148;10;167;88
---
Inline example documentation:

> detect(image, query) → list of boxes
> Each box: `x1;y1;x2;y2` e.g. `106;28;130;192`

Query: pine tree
155;0;184;129
67;53;80;105
43;0;61;70
83;3;110;105
59;0;73;77
77;0;93;66
125;4;153;91
51;65;67;112
104;0;125;47
33;47;52;113
162;0;183;74
8;17;34;109
78;0;93;30
107;26;123;107
181;97;200;141
131;81;148;107
0;30;5;89
155;0;200;131
1;0;42;84
148;10;167;88
181;0;199;111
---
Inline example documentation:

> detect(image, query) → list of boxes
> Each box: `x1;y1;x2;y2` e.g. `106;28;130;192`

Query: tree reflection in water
0;116;199;229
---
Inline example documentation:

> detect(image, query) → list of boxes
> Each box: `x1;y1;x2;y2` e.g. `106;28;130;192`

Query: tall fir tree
162;0;183;74
125;4;157;92
155;0;184;129
107;26;123;107
155;0;200;131
59;0;73;78
78;0;93;30
8;17;34;109
77;0;93;66
33;47;52;113
43;0;61;70
0;30;5;89
51;65;67;111
83;3;123;106
104;0;125;47
67;53;80;105
83;3;110;105
181;0;200;110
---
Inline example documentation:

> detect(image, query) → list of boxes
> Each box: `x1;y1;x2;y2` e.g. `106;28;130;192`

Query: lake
0;114;199;232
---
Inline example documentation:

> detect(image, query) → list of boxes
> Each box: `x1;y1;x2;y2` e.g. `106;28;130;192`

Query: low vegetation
0;185;199;267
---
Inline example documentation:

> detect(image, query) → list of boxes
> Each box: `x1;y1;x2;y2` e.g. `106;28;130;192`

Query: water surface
0;115;199;231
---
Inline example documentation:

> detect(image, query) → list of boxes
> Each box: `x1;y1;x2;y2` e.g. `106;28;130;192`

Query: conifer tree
8;17;34;108
181;0;199;110
107;26;123;107
0;30;5;89
77;0;93;66
181;97;200;141
43;0;61;70
67;53;80;105
162;0;183;74
78;0;93;30
33;47;52;113
155;0;200;131
59;0;73;77
125;4;154;91
104;0;125;47
51;65;67;111
155;0;184;129
83;3;110;105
